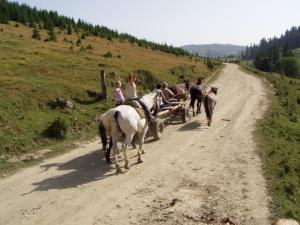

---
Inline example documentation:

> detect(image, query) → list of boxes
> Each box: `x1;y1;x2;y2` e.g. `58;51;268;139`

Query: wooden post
100;70;108;99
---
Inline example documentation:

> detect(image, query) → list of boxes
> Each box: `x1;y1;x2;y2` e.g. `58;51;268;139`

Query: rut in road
0;64;270;225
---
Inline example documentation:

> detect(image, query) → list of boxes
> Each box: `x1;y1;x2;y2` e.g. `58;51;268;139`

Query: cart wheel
150;119;164;140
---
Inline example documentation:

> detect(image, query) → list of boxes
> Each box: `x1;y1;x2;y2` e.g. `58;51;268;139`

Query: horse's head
142;92;157;109
210;87;218;95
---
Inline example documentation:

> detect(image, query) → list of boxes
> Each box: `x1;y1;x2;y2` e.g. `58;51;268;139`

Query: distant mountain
181;44;246;58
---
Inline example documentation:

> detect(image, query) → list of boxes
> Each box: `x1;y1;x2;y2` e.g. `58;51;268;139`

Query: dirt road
0;64;270;225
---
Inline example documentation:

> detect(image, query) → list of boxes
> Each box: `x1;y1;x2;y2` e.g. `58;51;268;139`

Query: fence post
100;70;107;99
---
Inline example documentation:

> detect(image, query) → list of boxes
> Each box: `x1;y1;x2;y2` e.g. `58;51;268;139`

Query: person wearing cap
162;81;176;102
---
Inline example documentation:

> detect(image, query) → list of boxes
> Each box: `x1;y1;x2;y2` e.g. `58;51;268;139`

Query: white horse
99;93;156;173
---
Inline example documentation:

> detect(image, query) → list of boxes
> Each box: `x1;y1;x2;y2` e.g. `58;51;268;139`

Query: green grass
0;22;220;172
240;62;300;220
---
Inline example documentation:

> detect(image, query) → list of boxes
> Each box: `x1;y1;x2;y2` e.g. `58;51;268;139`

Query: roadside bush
254;56;271;72
86;44;93;50
44;117;70;139
136;69;160;91
103;51;112;58
275;57;300;78
76;38;81;46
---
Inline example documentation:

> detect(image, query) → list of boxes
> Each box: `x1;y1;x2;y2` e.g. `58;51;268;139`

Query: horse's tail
98;120;107;151
113;111;123;134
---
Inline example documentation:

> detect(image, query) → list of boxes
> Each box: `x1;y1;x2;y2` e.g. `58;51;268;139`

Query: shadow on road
178;120;208;132
25;150;114;193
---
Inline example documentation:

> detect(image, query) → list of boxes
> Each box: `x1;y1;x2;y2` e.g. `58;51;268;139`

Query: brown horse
189;78;205;116
203;87;218;126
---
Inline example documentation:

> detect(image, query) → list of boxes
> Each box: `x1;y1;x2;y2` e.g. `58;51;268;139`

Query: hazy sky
11;0;300;47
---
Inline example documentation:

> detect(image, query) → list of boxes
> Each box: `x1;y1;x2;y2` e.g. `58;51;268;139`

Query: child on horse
114;80;125;106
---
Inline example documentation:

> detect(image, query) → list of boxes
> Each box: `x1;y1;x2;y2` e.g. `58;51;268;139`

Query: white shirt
124;82;137;99
153;89;163;106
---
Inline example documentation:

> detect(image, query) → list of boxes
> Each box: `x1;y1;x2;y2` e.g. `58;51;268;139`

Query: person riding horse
124;73;154;124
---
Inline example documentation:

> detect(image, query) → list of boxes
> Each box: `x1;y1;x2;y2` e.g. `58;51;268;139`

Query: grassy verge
240;62;300;220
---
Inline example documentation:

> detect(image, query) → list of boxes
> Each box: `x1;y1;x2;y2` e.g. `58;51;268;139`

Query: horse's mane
142;92;156;108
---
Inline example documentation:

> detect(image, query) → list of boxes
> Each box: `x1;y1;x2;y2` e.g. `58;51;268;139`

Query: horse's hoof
125;164;130;170
116;166;123;174
106;159;112;164
138;158;143;163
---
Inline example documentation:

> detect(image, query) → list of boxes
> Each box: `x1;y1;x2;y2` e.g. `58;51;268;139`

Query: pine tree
282;42;293;57
47;27;56;41
67;24;72;35
32;27;41;40
0;2;10;24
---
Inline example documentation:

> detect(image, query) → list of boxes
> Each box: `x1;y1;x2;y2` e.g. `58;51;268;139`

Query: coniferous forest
241;26;300;78
0;0;190;56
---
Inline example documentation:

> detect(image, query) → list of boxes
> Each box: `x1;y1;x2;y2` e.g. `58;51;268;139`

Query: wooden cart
149;98;190;140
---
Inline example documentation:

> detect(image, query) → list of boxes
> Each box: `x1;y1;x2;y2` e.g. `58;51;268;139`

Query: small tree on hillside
47;27;56;41
67;24;72;35
32;27;41;40
76;37;81;46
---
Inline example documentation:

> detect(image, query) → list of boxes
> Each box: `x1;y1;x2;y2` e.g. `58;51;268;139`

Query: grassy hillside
240;62;300;220
0;22;216;166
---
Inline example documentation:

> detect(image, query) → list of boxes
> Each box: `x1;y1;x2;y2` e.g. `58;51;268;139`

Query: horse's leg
209;100;216;125
199;97;202;114
123;133;135;170
196;99;200;114
139;123;148;155
203;96;211;126
197;97;202;114
136;131;143;163
190;97;195;116
112;138;122;173
207;100;213;126
106;137;112;164
132;133;137;149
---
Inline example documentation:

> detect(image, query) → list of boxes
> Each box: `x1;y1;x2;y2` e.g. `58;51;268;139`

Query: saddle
123;99;146;119
134;107;146;119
